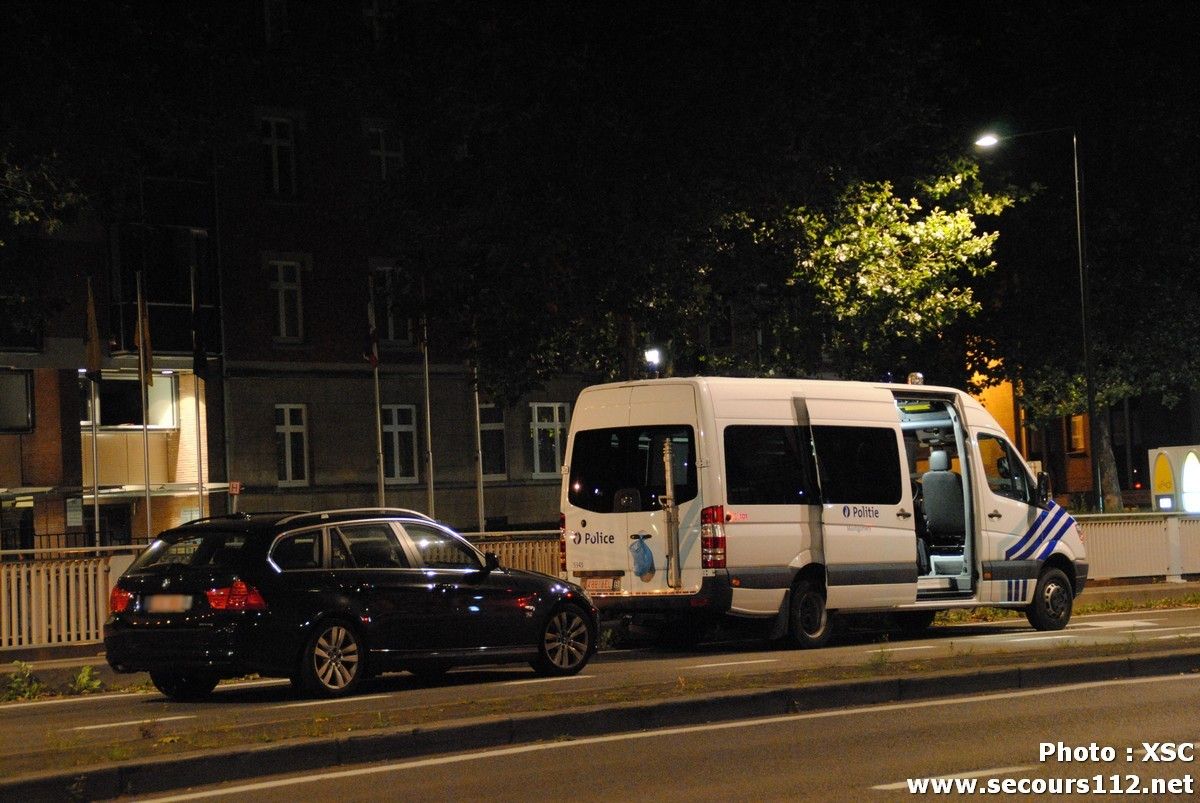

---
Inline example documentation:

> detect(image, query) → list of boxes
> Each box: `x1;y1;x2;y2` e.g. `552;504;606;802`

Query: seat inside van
922;450;965;554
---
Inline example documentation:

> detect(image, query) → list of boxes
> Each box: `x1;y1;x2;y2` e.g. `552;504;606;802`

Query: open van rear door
804;394;919;609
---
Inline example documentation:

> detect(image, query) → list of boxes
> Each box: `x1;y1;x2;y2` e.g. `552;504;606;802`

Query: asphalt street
114;672;1200;802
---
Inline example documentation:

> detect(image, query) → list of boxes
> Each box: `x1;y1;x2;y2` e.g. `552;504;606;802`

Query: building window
382;404;418;483
480;403;506;479
78;373;177;428
275;404;308;486
371;263;414;345
0;370;33;433
362;0;396;44
263;0;289;45
366;123;404;181
530;402;569;478
269;260;304;342
261;116;296;196
1068;414;1087;453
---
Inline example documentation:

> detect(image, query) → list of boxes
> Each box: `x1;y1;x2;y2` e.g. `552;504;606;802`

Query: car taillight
701;505;726;569
206;579;268;611
559;513;567;574
109;586;134;614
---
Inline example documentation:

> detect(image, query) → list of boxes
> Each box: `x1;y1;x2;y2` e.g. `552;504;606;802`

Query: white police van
558;377;1088;646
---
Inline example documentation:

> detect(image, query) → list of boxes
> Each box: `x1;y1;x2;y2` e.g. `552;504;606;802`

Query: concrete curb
5;648;1199;801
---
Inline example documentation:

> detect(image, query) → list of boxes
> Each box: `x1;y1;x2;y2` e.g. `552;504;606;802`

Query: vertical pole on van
662;439;682;589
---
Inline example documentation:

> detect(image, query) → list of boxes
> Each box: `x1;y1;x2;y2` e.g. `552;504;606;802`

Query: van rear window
568;425;697;513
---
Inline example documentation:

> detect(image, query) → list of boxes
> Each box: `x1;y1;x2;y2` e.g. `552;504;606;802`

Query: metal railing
2;517;1198;653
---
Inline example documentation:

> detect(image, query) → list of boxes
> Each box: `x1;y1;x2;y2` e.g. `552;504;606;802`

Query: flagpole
136;272;153;542
86;277;102;548
90;371;101;549
472;365;485;533
190;259;205;519
368;276;385;507
421;277;435;516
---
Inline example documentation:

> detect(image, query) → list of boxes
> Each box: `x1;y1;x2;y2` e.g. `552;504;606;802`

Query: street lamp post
976;128;1104;511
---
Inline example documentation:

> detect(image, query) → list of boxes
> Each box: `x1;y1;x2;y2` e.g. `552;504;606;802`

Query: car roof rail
275;507;435;528
180;510;307;526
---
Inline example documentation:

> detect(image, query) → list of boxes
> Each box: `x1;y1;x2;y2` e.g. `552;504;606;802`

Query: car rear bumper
104;617;292;677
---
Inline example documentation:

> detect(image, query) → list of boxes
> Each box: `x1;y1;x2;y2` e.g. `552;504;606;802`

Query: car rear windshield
568;425;697;513
131;530;253;571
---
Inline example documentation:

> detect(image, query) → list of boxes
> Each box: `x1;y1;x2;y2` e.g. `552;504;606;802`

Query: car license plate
145;594;192;613
584;577;618;592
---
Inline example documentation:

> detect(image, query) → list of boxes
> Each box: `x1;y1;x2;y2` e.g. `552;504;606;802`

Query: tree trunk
1094;411;1124;512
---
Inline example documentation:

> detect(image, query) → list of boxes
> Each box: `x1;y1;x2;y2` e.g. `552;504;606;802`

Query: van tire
1025;568;1073;631
788;580;832;648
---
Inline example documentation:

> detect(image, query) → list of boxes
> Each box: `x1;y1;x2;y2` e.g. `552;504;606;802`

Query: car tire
1025;568;1073;631
300;621;365;697
531;603;594;676
788;580;833;649
150;670;219;702
894;610;937;636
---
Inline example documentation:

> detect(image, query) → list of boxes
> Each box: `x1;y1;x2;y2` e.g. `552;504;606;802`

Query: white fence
1;519;1197;653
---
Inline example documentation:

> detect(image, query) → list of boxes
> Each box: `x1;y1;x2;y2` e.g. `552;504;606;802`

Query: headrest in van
929;450;950;472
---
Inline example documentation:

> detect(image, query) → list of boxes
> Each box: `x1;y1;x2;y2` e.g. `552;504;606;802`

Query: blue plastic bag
630;534;655;582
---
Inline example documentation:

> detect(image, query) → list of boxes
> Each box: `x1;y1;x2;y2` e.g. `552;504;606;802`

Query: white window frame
269;259;304;342
365;122;404;181
480;403;507;480
261;115;297;195
370;261;414;345
382;403;419;484
530;402;570;478
275;403;309;487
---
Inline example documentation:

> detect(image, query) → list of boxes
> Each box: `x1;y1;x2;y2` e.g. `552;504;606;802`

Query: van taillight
109;587;134;614
701;505;726;569
558;513;568;574
206;579;268;611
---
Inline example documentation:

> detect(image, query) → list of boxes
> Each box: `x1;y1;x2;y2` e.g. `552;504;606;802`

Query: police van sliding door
807;396;919;609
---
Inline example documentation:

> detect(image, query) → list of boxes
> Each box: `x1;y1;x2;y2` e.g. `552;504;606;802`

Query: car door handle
988;510;1003;519
896;509;913;519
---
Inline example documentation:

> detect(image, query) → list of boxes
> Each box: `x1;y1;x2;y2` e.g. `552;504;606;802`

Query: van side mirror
1036;471;1052;508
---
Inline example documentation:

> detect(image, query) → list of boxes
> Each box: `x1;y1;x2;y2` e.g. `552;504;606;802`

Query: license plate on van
584;577;620;592
145;594;192;613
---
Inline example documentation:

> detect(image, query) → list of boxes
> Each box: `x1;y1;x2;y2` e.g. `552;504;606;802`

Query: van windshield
568;425;697;513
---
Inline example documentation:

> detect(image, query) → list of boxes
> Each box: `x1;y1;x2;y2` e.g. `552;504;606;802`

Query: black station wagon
104;509;597;700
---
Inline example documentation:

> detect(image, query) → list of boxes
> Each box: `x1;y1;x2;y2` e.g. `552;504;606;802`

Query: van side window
723;425;819;505
568;425;697;513
978;433;1034;504
811;425;902;504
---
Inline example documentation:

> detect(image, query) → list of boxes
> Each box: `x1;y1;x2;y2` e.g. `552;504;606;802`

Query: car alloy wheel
533;604;592;676
303;622;363;696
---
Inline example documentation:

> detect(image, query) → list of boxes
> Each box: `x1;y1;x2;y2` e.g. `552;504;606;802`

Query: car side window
978;432;1034;504
335;524;409;569
271;530;322;570
400;523;481;570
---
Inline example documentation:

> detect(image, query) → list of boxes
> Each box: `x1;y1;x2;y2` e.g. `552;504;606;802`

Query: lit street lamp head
975;133;1000;147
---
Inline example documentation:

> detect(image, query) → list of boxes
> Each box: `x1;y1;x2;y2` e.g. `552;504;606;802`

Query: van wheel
1026;568;1073;631
894;610;937;636
789;581;832;648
